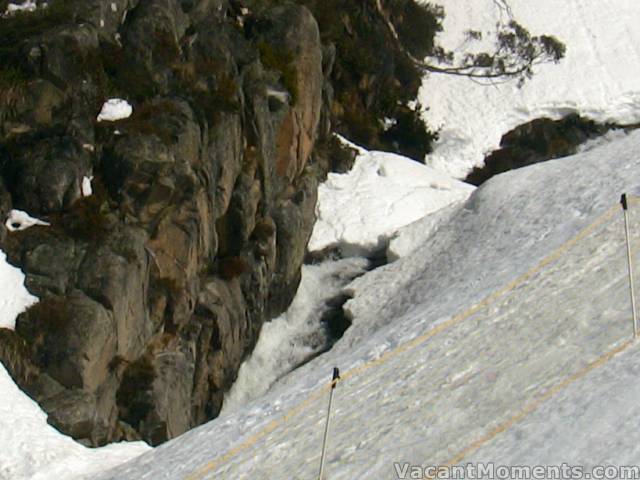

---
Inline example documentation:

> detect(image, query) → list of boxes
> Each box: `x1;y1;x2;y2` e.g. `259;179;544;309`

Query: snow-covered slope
309;148;474;255
96;130;640;480
420;0;640;178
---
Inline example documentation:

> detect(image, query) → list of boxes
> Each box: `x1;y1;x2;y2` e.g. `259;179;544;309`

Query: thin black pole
621;194;638;338
318;367;340;480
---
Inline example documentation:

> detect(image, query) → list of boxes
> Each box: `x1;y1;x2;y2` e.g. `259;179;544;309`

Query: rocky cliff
0;0;334;446
0;0;445;447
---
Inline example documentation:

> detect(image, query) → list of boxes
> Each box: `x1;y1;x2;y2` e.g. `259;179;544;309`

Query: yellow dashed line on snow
436;338;635;473
186;203;621;480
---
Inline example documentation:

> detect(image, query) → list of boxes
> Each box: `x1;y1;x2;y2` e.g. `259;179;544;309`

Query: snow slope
95;129;640;480
309;149;474;255
420;0;640;178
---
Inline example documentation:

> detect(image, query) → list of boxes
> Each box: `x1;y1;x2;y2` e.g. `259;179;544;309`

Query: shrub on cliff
116;355;156;429
284;0;441;161
0;0;75;72
217;256;250;280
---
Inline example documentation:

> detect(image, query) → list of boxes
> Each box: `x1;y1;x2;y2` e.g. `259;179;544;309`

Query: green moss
19;296;71;368
173;57;241;125
108;354;128;373
251;218;275;241
380;104;437;160
313;134;357;175
112;99;182;145
100;41;158;102
386;0;443;59
23;296;70;334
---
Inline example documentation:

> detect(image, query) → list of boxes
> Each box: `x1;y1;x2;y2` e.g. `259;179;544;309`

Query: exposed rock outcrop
465;114;617;186
0;0;331;446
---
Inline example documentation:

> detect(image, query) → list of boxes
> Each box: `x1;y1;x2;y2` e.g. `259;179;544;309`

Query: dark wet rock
2;135;91;214
16;290;116;392
40;389;103;444
465;114;617;186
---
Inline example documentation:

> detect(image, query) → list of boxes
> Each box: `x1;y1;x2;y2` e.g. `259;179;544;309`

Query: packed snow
5;209;50;232
96;99;133;122
95;129;640;480
420;0;640;178
309;149;474;255
0;250;38;330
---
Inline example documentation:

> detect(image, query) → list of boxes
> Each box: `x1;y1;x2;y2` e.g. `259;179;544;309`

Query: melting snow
4;1;640;478
97;130;640;480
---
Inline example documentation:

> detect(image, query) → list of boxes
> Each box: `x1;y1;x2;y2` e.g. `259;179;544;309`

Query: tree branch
375;0;565;85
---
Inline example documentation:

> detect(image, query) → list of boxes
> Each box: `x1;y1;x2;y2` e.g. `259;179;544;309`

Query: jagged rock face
0;0;328;446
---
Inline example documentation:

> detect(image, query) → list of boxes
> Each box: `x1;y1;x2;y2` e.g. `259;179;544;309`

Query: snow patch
0;363;149;480
309;149;474;255
5;210;50;232
0;250;38;330
97;99;133;122
81;176;93;197
266;88;290;104
4;0;37;15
